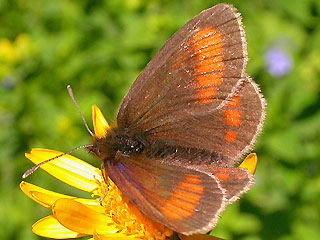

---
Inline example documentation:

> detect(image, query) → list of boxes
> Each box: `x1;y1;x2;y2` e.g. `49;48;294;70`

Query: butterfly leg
99;163;110;205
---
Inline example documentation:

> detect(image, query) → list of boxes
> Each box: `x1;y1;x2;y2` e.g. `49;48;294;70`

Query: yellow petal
238;153;258;175
25;148;102;192
20;181;105;213
32;215;87;239
74;198;106;214
53;198;117;235
179;234;225;240
93;231;138;239
92;104;110;138
20;181;71;208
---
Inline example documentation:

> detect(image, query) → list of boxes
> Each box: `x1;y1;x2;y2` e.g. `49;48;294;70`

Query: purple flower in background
265;47;293;78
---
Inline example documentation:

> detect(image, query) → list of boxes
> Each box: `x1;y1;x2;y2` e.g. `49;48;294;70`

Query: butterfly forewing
117;4;248;132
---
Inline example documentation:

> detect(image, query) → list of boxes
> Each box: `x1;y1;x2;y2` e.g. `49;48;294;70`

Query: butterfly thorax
87;127;146;162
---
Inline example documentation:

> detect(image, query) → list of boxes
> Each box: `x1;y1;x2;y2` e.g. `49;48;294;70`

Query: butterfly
87;3;266;235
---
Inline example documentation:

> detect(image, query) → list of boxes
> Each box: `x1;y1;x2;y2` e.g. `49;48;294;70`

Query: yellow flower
20;148;173;239
20;104;173;239
21;105;257;240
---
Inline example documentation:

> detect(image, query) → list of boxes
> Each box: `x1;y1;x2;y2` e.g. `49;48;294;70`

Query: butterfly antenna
22;144;94;179
67;85;94;137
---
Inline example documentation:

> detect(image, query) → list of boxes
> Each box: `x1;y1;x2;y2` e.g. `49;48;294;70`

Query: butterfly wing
106;152;227;235
204;166;255;204
106;152;254;234
117;4;248;131
116;4;265;166
144;77;266;166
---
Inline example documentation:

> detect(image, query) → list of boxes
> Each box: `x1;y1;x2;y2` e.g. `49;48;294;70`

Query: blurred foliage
0;0;320;239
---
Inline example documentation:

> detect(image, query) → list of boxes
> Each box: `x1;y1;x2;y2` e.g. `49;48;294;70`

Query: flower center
96;177;173;240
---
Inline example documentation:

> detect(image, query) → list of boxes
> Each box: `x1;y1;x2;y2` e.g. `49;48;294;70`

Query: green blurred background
1;0;319;239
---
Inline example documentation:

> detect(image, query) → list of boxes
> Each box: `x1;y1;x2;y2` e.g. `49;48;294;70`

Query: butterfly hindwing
105;152;227;235
142;77;266;166
117;4;248;132
207;167;255;204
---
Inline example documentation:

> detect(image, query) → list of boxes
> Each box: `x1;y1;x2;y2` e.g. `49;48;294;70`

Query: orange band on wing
224;95;242;142
227;96;240;108
195;87;218;104
160;174;204;220
184;174;202;184
192;28;225;104
215;173;230;181
195;72;223;87
225;130;237;142
224;110;241;127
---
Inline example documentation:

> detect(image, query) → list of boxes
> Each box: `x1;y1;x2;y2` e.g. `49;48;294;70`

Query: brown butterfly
84;3;266;235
